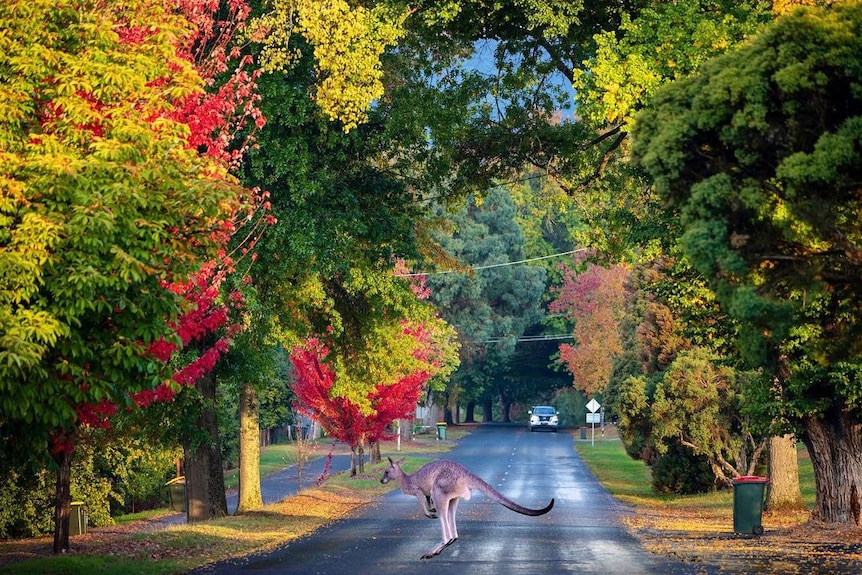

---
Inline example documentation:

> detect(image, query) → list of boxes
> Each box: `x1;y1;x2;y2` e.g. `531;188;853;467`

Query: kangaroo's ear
388;457;394;464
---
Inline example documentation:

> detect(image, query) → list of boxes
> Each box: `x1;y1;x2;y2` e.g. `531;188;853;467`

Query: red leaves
75;400;117;429
173;336;232;385
75;261;243;429
54;0;271;440
115;25;149;45
169;0;264;168
290;336;435;448
549;259;630;396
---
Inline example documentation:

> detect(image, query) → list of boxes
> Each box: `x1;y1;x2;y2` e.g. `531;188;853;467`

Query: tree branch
546;128;627;196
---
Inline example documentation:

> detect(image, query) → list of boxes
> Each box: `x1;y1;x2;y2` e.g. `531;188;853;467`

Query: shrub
651;442;715;494
0;467;54;538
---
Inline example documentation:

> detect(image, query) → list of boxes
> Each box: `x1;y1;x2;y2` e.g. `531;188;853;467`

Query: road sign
586;412;602;424
586;398;601;413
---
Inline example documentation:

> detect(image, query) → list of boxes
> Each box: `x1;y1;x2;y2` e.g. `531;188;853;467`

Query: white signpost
586;398;602;446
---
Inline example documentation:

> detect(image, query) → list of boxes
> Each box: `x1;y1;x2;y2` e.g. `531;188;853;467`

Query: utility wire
481;334;574;343
397;247;586;277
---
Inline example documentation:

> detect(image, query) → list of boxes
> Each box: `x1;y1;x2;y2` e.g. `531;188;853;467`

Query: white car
528;406;559;432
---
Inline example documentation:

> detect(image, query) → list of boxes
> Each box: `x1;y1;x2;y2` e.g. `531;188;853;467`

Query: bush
0;467;54;538
552;388;588;428
651;442;715;494
78;430;180;517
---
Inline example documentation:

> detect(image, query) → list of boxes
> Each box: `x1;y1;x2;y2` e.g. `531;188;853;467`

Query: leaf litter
622;503;862;574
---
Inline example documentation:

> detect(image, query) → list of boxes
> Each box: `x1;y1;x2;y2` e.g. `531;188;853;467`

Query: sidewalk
146;444;356;530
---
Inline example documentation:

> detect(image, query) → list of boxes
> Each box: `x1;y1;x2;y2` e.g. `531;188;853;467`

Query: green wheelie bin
732;476;769;535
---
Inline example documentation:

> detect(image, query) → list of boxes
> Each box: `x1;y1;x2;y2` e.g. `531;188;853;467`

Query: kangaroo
380;457;554;559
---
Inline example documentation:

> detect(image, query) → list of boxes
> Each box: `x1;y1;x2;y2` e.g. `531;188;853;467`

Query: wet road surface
187;424;711;574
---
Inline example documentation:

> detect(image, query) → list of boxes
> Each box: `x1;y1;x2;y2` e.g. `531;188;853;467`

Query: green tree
0;0;243;551
427;187;547;421
230;0;434;511
632;2;862;525
651;348;765;488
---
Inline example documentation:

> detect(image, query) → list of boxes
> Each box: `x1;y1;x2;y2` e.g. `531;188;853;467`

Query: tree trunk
183;370;228;523
464;401;476;423
500;398;512;423
765;434;804;512
350;444;367;476
51;443;74;553
370;441;381;464
236;381;262;514
482;397;494;422
803;414;862;525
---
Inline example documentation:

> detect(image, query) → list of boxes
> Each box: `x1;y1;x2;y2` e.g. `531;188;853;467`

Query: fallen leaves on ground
0;488;371;569
622;501;862;574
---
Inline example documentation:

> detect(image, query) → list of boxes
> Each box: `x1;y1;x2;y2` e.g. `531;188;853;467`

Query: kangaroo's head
380;457;406;484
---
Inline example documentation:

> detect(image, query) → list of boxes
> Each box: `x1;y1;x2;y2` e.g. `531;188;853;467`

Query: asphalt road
188;424;711;575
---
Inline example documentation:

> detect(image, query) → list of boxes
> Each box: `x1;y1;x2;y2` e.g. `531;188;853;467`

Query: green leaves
0;0;241;433
576;1;771;129
632;3;862;427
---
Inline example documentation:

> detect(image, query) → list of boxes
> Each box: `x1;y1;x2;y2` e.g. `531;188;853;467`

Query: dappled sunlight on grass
0;449;445;575
574;434;862;574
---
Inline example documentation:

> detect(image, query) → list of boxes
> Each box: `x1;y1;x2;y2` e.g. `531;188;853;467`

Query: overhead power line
397;248;586;277
481;334;574;343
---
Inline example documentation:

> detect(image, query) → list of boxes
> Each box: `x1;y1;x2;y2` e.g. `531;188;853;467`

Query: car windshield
533;407;555;415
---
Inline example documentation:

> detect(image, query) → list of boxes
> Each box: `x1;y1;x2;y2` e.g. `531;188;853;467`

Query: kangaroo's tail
474;476;554;516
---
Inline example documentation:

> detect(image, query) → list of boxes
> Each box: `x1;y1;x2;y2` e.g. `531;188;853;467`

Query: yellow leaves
254;0;302;73
297;0;406;131
772;0;835;17
255;0;407;132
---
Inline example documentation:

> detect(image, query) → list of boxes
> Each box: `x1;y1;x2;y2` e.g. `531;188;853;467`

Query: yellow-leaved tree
255;0;408;131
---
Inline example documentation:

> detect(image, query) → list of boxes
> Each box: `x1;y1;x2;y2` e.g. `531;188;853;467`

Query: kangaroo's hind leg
448;496;461;541
420;495;457;559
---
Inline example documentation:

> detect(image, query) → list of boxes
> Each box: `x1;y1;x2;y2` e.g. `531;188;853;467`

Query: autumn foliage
68;0;271;429
290;323;443;473
549;260;630;396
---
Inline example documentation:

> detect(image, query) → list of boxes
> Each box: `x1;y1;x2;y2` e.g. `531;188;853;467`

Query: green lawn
223;442;313;490
575;436;815;520
0;434;461;575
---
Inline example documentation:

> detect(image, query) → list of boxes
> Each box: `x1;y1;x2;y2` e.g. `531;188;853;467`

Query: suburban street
188;424;710;575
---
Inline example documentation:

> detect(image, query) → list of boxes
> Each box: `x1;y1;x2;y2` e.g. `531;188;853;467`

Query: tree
549;258;630;397
221;323;282;514
0;0;249;551
632;2;862;525
565;0;804;509
254;0;408;133
650;348;765;488
291;314;457;475
426;188;548;422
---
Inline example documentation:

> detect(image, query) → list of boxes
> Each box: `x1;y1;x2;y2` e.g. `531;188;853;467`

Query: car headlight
530;416;538;424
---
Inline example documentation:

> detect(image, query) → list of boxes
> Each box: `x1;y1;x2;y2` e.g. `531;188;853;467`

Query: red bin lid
733;475;770;483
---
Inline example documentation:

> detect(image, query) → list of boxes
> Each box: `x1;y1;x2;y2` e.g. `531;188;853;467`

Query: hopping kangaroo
380;457;554;559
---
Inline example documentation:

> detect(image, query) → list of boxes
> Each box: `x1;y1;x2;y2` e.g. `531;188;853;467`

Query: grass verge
575;432;862;574
0;431;465;575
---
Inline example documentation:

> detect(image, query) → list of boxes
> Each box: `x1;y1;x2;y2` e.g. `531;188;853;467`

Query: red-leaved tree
290;325;439;476
65;0;271;531
549;259;630;397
